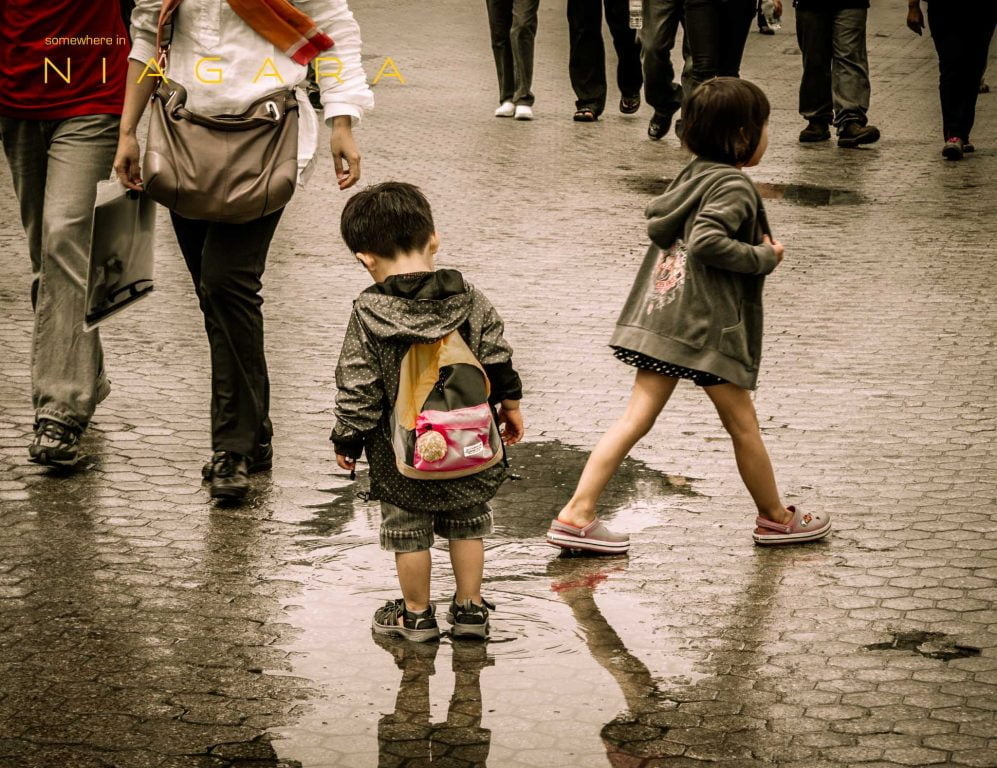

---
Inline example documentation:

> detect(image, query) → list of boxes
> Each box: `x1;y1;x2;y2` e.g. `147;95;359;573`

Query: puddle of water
862;631;981;661
272;440;721;766
625;175;866;206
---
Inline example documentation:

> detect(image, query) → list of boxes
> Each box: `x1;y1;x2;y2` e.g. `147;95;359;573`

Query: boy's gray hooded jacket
610;159;779;390
331;270;522;511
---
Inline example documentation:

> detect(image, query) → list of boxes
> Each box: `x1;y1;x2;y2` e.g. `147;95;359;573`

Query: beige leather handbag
143;3;299;223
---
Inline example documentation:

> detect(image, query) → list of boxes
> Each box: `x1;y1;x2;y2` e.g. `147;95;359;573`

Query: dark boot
837;122;881;148
798;121;831;143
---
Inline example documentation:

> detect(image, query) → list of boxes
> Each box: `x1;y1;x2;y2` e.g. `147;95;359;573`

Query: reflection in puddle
273;439;722;765
625;175;866;206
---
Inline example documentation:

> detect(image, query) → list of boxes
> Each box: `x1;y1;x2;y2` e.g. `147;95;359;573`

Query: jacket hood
645;160;748;249
354;269;473;344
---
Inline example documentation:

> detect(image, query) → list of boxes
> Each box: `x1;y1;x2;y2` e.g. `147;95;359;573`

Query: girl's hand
498;403;524;446
330;116;361;190
764;234;785;265
114;133;144;191
906;4;925;35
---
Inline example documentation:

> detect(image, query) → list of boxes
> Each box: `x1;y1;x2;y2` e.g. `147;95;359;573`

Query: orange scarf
158;0;334;66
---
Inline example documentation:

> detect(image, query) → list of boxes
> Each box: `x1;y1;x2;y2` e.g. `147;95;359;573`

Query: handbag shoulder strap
155;0;184;70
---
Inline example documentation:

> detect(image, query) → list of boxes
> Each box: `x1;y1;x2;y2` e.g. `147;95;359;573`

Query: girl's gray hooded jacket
330;270;522;511
610;159;779;390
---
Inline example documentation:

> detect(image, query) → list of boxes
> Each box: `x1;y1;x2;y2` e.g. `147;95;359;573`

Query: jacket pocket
717;302;761;368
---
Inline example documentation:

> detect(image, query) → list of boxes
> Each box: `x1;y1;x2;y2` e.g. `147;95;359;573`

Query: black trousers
567;0;644;114
928;0;996;142
641;0;688;117
485;0;540;105
171;208;283;457
683;0;754;93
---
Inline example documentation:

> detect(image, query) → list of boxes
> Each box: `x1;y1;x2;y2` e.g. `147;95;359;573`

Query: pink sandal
753;505;831;545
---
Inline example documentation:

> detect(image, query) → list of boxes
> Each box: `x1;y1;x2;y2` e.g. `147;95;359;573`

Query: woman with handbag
113;0;374;502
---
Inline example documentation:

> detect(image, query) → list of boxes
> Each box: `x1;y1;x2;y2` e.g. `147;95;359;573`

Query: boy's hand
763;234;785;265
498;402;524;446
336;453;356;472
906;3;925;35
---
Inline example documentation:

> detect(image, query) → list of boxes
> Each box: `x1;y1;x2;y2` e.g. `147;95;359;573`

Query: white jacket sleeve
129;0;160;66
296;0;375;126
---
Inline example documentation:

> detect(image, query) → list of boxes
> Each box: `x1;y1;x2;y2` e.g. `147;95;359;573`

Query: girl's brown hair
682;77;770;166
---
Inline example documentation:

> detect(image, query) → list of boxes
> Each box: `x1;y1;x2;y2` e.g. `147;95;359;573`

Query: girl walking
547;77;831;553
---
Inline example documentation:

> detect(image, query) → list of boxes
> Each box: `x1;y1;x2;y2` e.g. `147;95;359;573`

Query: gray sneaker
373;599;440;643
446;596;495;640
29;418;82;467
546;517;630;555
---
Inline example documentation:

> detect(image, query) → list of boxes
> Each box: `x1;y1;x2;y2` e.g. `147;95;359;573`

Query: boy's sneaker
29;418;82;467
514;104;534;121
798;121;831;143
837;122;880;148
373;599;441;643
546;517;630;555
202;443;273;481
208;451;250;502
447;596;495;640
494;101;515;118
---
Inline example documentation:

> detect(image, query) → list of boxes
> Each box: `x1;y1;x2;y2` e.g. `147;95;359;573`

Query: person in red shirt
0;0;129;466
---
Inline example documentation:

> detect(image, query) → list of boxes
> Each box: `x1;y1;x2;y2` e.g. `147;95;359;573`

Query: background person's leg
683;0;722;94
715;0;754;77
604;0;643;100
510;0;539;106
485;0;516;104
567;0;609;114
957;2;996;143
830;8;872;129
796;8;834;127
32;115;118;433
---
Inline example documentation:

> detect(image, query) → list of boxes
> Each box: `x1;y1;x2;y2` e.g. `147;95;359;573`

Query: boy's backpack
390;331;504;480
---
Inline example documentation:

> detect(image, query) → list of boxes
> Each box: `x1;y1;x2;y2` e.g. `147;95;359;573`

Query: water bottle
629;0;643;30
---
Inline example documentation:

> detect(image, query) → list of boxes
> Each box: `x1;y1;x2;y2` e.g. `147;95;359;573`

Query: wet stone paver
2;0;997;766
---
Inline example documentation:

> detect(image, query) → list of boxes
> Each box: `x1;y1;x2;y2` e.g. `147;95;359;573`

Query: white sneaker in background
494;101;515;118
514;104;534;121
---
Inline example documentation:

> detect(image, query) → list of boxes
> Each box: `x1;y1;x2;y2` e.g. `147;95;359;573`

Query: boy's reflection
375;636;492;767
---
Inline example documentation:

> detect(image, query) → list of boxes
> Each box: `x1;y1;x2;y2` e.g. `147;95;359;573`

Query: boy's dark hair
340;181;435;258
682;77;771;166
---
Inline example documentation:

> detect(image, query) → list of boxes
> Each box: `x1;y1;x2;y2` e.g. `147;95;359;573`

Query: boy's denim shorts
379;501;493;552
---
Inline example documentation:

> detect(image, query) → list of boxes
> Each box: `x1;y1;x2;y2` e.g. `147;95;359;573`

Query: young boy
331;182;524;642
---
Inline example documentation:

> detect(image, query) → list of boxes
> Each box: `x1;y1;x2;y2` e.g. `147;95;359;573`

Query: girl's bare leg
703;383;792;523
558;370;679;527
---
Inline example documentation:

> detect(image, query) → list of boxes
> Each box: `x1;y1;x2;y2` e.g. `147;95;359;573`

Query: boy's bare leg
558;370;679;527
448;539;484;604
396;550;432;615
703;383;792;524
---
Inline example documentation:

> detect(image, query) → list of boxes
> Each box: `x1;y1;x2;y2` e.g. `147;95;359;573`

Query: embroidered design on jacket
647;239;687;313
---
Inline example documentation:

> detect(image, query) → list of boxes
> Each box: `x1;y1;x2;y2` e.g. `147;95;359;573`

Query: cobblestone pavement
1;1;996;766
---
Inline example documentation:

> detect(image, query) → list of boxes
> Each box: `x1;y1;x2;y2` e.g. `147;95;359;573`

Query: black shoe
208;451;250;501
942;137;964;160
962;141;975;153
29;418;82;467
647;110;673;140
373;599;441;643
202;442;272;481
758;21;775;34
446;596;495;640
798;121;831;143
837;122;880;148
619;94;641;114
